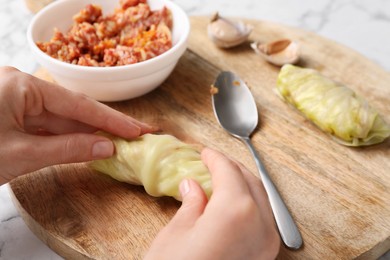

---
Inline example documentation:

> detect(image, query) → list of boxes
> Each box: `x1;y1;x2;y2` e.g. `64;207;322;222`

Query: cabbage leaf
277;64;390;146
90;133;212;200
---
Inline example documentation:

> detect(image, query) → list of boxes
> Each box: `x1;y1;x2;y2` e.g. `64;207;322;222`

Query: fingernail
148;125;162;132
92;141;114;158
179;179;190;198
127;123;142;137
139;122;161;133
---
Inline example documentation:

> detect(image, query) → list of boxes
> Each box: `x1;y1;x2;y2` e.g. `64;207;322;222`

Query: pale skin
145;148;281;260
0;66;280;259
0;66;157;185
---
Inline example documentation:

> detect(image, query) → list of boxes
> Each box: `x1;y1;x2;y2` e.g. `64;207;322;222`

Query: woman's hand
0;66;155;185
145;148;281;260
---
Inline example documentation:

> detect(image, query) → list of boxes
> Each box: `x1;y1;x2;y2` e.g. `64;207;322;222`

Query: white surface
0;0;389;259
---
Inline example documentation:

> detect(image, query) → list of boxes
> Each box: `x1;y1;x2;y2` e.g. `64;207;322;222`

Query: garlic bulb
251;39;300;66
207;12;253;48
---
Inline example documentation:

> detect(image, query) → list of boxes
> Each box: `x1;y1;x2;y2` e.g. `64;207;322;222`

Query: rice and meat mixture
36;0;172;66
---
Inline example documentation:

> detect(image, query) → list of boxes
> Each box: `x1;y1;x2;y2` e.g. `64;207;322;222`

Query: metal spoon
211;71;303;250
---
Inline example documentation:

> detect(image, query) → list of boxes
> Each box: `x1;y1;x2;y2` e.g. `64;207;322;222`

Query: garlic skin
207;12;253;48
251;39;300;66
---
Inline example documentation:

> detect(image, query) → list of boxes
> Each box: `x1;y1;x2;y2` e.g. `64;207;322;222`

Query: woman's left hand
0;66;156;184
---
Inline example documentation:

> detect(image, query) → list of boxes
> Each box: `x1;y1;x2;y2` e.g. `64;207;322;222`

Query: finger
14;133;115;173
31;81;142;138
24;111;97;134
233;161;278;230
201;148;251;197
236;163;273;213
168;179;208;228
21;72;158;138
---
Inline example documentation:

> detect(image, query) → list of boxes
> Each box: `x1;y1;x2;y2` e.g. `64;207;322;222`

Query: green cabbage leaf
277;64;390;146
89;133;212;200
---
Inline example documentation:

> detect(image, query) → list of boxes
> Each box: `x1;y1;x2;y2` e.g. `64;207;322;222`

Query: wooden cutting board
10;17;390;260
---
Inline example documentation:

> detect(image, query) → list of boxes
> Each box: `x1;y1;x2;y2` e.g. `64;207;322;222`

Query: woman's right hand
145;148;280;260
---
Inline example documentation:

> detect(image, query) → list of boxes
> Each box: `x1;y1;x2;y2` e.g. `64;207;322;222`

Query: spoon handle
241;137;303;250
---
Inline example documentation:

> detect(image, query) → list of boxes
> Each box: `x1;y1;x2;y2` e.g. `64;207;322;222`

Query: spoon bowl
212;71;303;250
212;72;258;137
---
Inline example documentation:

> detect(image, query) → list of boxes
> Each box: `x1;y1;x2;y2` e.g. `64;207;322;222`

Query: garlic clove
207;12;253;48
251;39;300;66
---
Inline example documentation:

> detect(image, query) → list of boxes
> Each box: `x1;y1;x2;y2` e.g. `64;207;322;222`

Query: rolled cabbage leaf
276;64;390;146
90;133;212;200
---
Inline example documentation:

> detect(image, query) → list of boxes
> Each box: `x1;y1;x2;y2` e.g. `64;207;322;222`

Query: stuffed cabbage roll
90;133;212;200
276;64;390;146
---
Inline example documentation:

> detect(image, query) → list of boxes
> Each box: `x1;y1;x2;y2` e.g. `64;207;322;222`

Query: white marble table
0;0;389;259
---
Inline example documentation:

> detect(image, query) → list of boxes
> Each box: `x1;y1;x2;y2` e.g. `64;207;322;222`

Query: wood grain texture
10;17;390;260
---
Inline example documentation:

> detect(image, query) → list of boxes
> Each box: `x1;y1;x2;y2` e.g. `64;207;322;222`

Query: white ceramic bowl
27;0;190;101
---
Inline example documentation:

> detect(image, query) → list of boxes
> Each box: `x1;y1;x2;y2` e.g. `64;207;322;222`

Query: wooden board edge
8;181;92;260
356;237;390;260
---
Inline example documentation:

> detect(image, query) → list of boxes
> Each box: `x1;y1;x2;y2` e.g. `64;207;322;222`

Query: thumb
169;179;208;228
22;133;114;171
